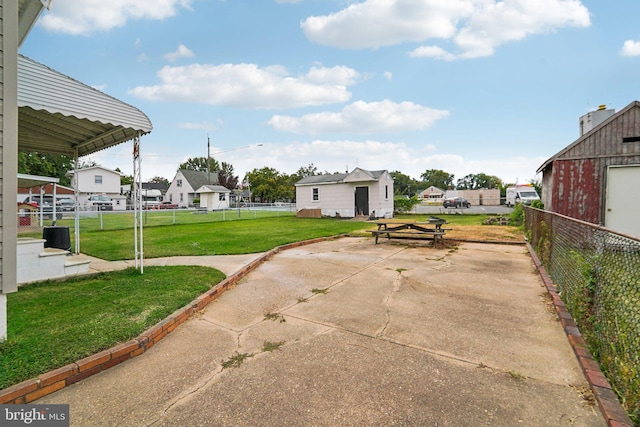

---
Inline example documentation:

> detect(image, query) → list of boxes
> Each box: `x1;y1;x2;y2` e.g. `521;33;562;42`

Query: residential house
295;168;394;218
419;186;445;201
537;101;640;238
195;185;231;210
165;169;220;208
67;165;122;210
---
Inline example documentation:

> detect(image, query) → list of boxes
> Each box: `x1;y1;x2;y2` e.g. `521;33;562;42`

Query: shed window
312;188;319;201
177;179;183;187
180;193;183;202
622;136;640;143
94;175;102;184
385;185;388;199
219;193;226;201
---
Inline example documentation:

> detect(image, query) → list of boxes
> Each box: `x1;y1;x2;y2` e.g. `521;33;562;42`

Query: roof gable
179;169;219;190
537;100;640;173
296;168;388;186
195;185;230;193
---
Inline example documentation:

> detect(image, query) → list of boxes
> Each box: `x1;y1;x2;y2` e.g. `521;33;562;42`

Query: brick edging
526;242;633;427
0;234;346;405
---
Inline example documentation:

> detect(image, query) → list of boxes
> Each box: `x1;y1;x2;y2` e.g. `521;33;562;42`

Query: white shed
295;168;394;218
195;185;231;210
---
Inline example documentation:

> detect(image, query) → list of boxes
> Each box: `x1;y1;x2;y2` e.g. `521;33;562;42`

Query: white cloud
38;0;194;35
302;0;590;60
93;139;542;186
164;44;195;62
129;64;358;109
621;40;640;57
383;71;393;80
267;100;449;134
178;121;218;132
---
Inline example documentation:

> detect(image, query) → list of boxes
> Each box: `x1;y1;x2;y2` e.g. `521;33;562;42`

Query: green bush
394;196;420;213
530;199;544;209
510;203;524;226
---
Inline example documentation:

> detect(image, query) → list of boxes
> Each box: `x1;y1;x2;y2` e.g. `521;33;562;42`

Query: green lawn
1;266;225;390
79;216;373;260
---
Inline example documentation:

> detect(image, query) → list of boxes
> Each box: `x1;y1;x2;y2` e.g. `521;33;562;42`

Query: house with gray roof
165;169;220;208
295;167;394;218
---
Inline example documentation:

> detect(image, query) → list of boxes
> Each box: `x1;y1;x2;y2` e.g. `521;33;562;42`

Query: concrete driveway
39;237;605;426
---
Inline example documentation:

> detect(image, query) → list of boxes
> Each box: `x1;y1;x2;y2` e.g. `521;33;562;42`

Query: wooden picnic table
368;216;450;245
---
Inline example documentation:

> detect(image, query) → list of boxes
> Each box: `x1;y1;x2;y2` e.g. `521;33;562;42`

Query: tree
390;171;417;196
218;163;239;191
295;163;319;179
115;168;134;187
456;173;502;190
244;167;292;202
149;176;170;187
179;156;220;173
420;169;454;190
18;152;74;186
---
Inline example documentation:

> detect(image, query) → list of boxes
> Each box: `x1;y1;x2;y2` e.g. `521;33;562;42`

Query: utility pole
207;135;211;184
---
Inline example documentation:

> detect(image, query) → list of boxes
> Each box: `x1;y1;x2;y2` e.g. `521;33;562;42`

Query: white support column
1;0;20;342
74;149;80;254
0;295;6;342
133;136;143;273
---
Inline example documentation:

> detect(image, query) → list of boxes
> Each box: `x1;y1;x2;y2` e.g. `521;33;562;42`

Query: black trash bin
43;226;71;251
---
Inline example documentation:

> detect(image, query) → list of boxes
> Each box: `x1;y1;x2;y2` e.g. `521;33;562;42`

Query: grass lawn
79;216;374;260
0;266;225;390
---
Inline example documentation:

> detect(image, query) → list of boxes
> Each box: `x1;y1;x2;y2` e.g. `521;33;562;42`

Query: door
605;165;640;238
355;186;369;216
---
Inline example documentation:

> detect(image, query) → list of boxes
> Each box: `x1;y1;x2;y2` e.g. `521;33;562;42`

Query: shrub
394;196;420;213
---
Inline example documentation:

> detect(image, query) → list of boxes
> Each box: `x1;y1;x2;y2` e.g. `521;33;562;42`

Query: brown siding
560;105;640;160
552;159;601;224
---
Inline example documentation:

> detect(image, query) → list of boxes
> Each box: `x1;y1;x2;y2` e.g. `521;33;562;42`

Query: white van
506;185;540;207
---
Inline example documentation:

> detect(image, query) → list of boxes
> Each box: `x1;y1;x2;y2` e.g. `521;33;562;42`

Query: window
385;185;388;199
312;188;319;201
180;193;183;202
169;194;173;202
94;175;102;184
622;136;640;143
219;193;226;201
177;179;183;187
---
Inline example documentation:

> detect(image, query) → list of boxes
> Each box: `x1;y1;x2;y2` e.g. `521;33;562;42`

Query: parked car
22;195;68;218
58;197;75;212
159;201;179;209
443;197;471;208
87;194;113;211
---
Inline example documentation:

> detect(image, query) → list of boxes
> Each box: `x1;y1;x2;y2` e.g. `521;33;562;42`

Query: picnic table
368;216;450;245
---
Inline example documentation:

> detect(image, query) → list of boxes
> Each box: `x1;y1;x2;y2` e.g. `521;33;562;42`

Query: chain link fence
525;207;640;423
17;204;296;235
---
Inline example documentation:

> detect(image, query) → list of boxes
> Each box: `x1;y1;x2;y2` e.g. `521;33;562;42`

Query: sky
19;0;640;186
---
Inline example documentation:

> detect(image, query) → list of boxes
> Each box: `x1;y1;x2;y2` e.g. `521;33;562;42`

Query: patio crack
376;269;403;338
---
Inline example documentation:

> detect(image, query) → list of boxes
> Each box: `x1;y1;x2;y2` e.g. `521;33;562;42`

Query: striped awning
17;55;152;157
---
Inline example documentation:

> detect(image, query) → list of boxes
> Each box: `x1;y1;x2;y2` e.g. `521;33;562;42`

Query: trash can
43;226;71;251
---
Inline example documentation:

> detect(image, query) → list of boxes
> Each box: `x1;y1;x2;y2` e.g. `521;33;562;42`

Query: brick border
526;242;633;427
0;235;347;405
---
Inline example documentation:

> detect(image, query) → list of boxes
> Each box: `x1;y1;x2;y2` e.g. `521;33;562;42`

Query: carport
17;54;153;263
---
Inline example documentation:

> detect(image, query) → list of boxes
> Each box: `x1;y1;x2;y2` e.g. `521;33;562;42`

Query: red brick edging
0;235;346;405
526;242;633;427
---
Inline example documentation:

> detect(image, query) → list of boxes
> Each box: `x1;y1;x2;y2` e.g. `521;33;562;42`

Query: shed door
605;165;640;238
355;186;369;216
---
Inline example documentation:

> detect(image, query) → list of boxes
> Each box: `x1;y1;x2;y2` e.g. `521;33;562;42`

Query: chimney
579;104;615;136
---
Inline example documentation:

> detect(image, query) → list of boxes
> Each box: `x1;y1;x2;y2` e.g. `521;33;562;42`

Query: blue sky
20;0;640;185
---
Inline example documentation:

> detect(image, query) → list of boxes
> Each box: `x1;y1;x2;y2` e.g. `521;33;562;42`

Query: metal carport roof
17;54;152;157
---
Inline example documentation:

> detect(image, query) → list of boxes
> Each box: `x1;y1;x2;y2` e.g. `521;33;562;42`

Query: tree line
18;151;535;203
